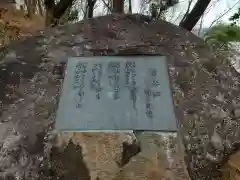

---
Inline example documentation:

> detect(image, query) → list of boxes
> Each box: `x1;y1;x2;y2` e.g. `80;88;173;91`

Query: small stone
210;130;224;151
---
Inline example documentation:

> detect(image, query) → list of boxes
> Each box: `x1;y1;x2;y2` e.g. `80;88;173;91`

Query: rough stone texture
112;133;189;180
53;132;135;180
0;13;240;180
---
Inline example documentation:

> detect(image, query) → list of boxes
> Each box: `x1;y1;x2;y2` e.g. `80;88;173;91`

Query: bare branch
205;0;221;14
179;0;193;26
179;0;211;31
173;9;185;24
209;0;240;27
198;14;204;36
102;0;112;13
168;5;177;22
79;0;87;18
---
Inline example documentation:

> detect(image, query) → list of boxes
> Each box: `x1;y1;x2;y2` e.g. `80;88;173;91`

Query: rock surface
0;13;240;180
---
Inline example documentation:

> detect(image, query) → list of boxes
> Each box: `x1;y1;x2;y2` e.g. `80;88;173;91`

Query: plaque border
55;56;178;132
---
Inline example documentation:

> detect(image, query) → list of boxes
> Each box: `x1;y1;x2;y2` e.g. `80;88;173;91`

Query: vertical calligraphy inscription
73;62;88;108
90;63;103;100
107;62;120;100
124;62;137;109
144;68;161;119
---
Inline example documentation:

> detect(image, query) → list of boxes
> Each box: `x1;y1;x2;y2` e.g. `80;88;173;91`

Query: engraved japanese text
124;62;137;108
144;68;161;118
90;63;103;100
107;62;120;100
73;62;88;108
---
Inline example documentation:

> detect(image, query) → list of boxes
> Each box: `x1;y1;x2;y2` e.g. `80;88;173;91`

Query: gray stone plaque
55;56;177;132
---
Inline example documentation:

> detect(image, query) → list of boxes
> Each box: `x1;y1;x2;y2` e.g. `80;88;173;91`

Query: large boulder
0;13;240;180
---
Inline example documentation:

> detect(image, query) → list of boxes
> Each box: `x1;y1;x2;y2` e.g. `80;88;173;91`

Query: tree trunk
44;0;75;27
112;0;124;13
87;0;96;18
102;0;112;14
32;0;36;15
44;0;55;27
53;0;75;19
37;0;44;16
25;0;37;18
24;0;31;17
59;7;71;25
128;0;132;14
179;0;211;31
84;0;88;19
45;8;55;26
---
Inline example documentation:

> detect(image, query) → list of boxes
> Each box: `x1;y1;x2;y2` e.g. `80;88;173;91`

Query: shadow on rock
120;139;141;167
39;140;91;180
